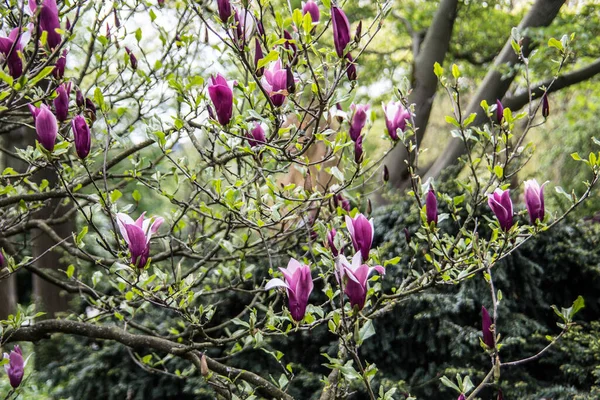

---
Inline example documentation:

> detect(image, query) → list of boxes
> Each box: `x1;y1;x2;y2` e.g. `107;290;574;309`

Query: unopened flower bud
542;93;549;118
354;21;362;44
496;99;504;124
383;165;389;182
286;65;296;94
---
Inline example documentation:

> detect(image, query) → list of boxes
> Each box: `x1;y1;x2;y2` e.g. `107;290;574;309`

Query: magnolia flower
382;100;410;140
125;47;137;70
261;59;288;107
331;5;351;58
29;0;61;49
52;49;68;79
426;188;438;225
233;9;254;48
349;103;369;142
265;258;314;321
247;122;266;147
345;213;374;261
327;228;339;256
524;179;546;224
4;345;24;389
496;99;504;124
481;305;494;348
302;1;320;23
337;252;384;310
116;212;164;268
71;115;91;159
53;82;71;122
488;188;513;231
208;74;235;125
0;27;28;78
29;104;58;152
217;0;232;22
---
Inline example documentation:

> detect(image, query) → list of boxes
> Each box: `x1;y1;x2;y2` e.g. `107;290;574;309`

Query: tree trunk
386;0;460;189
422;0;566;181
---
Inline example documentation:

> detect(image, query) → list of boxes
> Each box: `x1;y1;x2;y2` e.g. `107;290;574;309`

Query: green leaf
433;62;444;78
76;226;88;245
132;189;141;202
28;66;55;87
384;257;400;266
257;50;279;69
440;376;461;393
302;12;313;35
94;87;106;112
570;295;585;319
110;189;122;203
571;152;581;161
452;64;460;79
358;320;376;343
135;28;142;42
65;264;75;279
548;37;564;52
0;69;14;86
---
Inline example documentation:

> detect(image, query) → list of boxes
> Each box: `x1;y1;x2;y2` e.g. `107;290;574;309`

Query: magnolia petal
265;278;289;291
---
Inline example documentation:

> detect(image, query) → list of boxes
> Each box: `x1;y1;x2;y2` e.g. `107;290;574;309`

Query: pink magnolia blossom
116;212;164;268
265;258;314;321
337;252;384;310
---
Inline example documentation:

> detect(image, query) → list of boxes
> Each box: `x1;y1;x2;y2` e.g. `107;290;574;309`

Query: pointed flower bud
283;30;297;62
349;103;369;142
496;99;504;124
524;179;546;224
125;47;137;70
345;213;374;261
327;228;338;256
481;305;494;348
247;122;266;147
217;0;232;22
488;188;513;231
53;82;71;122
208;74;235;125
113;8;121;28
457;395;466;400
265;258;314;321
426;188;438;225
331;5;351;58
302;1;320;23
71;115;91;159
254;37;264;77
261;59;288;107
116;212;164;268
337;253;384;310
106;23;111;40
29;0;61;49
383;165;389;182
542;93;549;118
403;227;411;244
52;49;68;79
85;98;96;118
354;135;363;163
354;20;362;43
497;388;504;400
76;89;84;108
30;104;58;151
256;20;265;36
3;345;24;389
382;100;410;140
286;65;296;94
345;53;357;81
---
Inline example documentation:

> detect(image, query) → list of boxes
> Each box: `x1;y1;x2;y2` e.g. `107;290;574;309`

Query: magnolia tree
0;0;597;399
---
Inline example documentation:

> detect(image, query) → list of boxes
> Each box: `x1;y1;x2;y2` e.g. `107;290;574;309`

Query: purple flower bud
331;5;351;58
496;99;504;124
233;9;254;48
403;227;411;244
30;104;58;151
488;188;513;231
481;305;494;348
85;98;96;117
116;212;164;268
247;122;266;147
345;213;374;261
383;165;389;182
349;103;369;142
542;93;549;118
382;100;410;140
497;388;504;400
457;395;466;400
354;134;363;163
334;194;351;212
29;0;61;49
345;53;357;81
265;258;314;321
207;104;216;120
65;17;71;31
71;115;91;159
286;65;296;94
337;253;384;310
256;20;264;36
283;30;297;61
208;74;235;125
76;89;84;108
52;49;68;79
125;47;137;70
0;28;26;78
158;0;165;6
53;82;71;122
217;0;232;22
524;179;546;224
354;20;362;43
327;228;338;256
113;8;121;28
426;188;438;225
3;345;24;389
254;37;264;77
0;249;4;267
106;23;111;40
302;1;320;23
261;59;288;107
